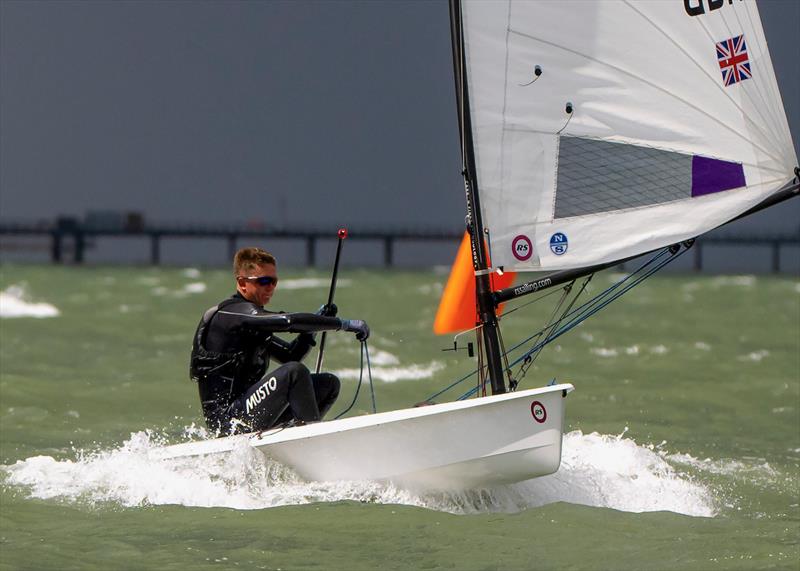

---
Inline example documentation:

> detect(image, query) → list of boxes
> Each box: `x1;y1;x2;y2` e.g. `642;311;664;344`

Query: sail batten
461;0;797;273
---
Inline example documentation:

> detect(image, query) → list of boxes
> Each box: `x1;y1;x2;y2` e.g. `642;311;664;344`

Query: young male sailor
190;247;369;436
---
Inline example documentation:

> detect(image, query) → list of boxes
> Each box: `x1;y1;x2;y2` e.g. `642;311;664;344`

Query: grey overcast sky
1;0;798;234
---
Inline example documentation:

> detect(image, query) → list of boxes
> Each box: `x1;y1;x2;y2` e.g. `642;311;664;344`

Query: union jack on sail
716;35;751;87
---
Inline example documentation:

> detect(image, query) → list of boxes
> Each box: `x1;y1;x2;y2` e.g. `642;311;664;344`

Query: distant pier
0;217;798;272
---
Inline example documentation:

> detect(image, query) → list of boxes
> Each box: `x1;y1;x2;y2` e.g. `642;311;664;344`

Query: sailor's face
237;263;278;307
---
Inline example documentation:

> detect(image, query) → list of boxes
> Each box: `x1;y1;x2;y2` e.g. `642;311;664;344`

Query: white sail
461;0;797;271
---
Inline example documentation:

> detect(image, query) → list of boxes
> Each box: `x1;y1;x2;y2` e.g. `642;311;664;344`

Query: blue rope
505;247;686;372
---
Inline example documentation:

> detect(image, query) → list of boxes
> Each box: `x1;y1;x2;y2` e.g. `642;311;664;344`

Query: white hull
152;384;573;491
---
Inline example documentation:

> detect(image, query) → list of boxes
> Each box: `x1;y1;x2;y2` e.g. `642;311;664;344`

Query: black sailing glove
317;303;338;317
341;319;370;341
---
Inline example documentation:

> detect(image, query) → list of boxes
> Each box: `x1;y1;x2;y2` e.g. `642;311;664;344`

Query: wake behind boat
152;384;573;491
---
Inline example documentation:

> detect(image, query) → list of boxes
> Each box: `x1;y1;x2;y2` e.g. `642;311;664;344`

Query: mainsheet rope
334;340;376;419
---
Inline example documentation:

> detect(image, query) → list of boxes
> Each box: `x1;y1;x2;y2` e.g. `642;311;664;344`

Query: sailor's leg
310;373;340;418
231;362;320;432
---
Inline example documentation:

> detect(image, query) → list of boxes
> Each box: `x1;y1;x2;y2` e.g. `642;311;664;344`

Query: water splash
3;429;717;516
0;285;60;318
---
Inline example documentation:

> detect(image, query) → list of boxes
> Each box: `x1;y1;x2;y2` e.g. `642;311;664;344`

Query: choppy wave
0;285;60;318
3;429;716;516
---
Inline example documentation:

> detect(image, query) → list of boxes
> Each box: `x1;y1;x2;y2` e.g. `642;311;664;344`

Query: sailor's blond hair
233;247;276;276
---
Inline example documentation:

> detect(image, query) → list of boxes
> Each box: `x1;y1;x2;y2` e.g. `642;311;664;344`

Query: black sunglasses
240;275;279;287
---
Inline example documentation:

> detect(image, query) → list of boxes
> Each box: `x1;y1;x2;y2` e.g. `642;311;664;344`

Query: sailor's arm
216;310;369;339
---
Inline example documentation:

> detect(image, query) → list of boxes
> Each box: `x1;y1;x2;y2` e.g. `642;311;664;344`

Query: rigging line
334;341;366;420
507;29;783;164
515;277;589;386
503;248;671;360
507;247;687;371
431;272;627;402
623;0;785;157
457;247;684;401
364;340;377;414
432;246;676;403
500;285;566;319
516;279;575;367
476;327;487;397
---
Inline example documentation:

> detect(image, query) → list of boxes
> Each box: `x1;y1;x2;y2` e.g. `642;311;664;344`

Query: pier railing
0;220;798;272
0;220;462;267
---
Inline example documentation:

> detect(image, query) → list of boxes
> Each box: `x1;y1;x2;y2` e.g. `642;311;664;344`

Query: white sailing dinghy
152;0;797;491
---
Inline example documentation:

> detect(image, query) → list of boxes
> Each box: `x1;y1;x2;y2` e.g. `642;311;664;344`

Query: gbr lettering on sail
684;0;744;17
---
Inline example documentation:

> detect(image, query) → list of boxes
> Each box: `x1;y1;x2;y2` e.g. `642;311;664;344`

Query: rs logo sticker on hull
530;401;547;423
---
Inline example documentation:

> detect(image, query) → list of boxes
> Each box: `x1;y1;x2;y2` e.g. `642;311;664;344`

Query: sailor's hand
341;319;370;341
317;303;338;317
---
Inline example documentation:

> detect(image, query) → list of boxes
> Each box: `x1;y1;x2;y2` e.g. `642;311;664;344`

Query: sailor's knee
317;373;340;398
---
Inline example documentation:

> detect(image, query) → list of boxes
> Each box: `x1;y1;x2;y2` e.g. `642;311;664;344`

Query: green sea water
0;264;798;570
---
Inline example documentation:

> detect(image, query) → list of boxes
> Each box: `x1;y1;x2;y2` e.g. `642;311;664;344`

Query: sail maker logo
716;35;751;87
549;232;568;256
246;376;278;413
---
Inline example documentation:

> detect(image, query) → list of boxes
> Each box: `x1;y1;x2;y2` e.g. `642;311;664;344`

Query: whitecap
183;282;207;294
738;350;769;362
591;348;618;358
333;361;445;383
0;285;60;318
365;349;400;366
711;275;756;288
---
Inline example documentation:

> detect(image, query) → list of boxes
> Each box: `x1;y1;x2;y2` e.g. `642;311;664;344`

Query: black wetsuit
190;292;341;435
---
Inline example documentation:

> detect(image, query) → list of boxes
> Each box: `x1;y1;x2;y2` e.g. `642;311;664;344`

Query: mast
450;0;506;394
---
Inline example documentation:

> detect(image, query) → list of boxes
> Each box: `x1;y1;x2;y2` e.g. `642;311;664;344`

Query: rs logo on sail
246;376;278;413
511;235;533;261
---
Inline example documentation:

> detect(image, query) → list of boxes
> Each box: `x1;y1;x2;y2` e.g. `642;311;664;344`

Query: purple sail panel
691;155;745;197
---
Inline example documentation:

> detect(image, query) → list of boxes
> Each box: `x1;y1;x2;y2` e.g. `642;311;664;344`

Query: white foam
3;428;718;516
183;282;207;294
182;268;201;278
151;283;207;297
711;275;756;288
738;349;769;362
591;348;618;358
333;361;445;383
0;285;60;318
365;349;400;366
